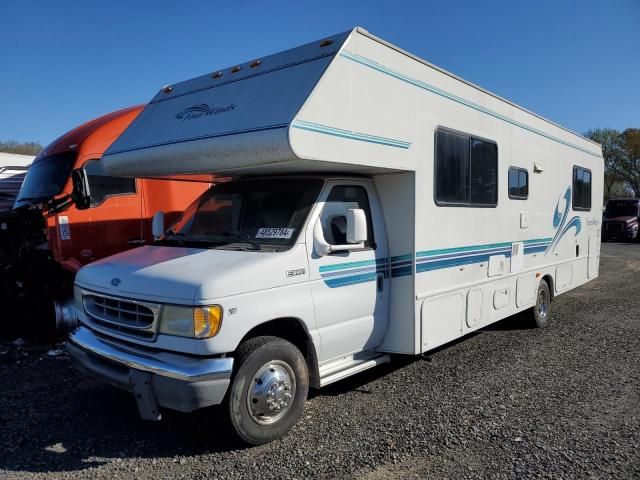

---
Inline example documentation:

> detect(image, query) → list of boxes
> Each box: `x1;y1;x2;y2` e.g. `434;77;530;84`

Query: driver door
306;180;389;362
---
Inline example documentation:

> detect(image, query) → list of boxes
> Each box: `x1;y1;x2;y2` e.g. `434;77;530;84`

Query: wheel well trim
541;274;554;299
237;317;321;388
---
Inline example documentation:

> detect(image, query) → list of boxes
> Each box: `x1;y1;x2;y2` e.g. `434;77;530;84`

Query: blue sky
1;0;638;145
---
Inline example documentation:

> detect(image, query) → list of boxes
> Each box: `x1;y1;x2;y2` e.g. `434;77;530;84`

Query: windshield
15;152;76;206
160;178;323;251
605;200;639;218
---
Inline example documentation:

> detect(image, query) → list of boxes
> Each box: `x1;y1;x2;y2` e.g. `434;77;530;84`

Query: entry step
319;352;390;387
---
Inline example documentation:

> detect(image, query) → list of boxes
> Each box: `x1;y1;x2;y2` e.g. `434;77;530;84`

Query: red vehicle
0;106;209;338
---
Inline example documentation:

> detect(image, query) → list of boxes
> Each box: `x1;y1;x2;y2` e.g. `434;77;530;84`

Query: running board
318;352;390;387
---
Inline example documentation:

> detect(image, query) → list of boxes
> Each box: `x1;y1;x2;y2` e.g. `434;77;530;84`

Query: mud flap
129;370;162;421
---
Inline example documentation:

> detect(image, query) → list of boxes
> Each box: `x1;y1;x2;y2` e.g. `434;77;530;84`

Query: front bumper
602;229;638;241
67;326;233;416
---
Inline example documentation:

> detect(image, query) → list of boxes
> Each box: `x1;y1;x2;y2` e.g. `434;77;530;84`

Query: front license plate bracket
129;370;162;421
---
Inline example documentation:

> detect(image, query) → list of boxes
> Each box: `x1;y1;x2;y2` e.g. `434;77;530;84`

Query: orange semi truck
0;106;209;338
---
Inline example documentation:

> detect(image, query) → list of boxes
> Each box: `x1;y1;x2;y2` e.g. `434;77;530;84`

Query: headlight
159;305;223;339
193;306;223;338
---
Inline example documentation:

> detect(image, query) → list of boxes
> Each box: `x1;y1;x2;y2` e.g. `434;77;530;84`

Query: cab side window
84;159;136;207
321;185;375;248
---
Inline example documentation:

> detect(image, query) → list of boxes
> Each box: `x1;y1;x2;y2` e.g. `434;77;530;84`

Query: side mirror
313;208;368;257
152;211;165;240
71;168;91;210
346;209;367;244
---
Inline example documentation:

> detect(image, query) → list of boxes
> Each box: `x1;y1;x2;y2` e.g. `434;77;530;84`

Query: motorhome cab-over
67;28;604;444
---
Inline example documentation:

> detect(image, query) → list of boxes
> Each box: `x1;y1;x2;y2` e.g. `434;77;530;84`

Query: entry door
588;234;599;279
306;181;389;362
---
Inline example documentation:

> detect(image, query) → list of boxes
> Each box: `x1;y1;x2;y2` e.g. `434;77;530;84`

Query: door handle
127;238;146;246
376;273;384;292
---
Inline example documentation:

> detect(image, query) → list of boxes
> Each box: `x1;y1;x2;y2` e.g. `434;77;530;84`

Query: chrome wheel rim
247;360;296;425
538;289;548;319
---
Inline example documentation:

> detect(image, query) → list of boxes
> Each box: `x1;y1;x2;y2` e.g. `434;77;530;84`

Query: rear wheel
225;336;309;445
527;279;551;328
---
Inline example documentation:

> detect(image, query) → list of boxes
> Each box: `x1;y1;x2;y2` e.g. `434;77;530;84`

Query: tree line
585;129;640;201
0;140;43;156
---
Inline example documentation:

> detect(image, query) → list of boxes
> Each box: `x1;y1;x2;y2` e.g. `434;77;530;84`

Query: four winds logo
175;103;236;121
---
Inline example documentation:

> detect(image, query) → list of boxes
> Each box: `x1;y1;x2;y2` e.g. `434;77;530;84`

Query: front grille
605;222;624;233
83;293;160;340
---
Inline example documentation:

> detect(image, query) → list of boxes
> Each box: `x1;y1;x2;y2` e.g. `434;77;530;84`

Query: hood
75;244;309;304
603;215;638;225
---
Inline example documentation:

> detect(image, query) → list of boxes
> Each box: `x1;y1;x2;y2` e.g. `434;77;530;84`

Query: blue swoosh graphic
559;216;582;239
547;187;582;255
547;187;572;254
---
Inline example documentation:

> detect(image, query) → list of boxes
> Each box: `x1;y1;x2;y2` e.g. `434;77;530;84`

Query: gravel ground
0;242;638;480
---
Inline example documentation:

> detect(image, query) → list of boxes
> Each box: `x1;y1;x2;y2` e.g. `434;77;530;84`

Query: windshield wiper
161;229;185;245
219;233;262;251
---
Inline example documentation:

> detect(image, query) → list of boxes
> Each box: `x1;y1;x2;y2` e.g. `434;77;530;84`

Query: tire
225;336;309;445
526;279;551;328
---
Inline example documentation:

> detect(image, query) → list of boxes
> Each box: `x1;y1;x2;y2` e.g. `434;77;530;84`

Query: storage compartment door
421;292;464;352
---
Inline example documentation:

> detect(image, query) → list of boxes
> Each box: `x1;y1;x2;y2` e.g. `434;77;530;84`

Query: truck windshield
162;178;323;251
14;152;76;207
605;201;639;218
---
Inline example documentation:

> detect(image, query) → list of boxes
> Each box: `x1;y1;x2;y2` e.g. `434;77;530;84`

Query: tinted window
435;129;497;207
470;138;498;205
573;166;592;211
435;130;469;204
508;167;529;199
322;185;375;248
84;160;136;206
15;152;76;206
605;200;639;218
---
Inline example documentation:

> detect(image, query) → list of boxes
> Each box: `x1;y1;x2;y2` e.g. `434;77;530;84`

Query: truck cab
1;107;208;337
601;198;640;242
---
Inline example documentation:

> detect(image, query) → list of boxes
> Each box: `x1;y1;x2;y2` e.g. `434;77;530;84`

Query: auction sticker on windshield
255;228;294;239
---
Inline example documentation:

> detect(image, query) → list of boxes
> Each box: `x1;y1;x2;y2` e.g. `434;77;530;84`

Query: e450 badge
286;268;305;278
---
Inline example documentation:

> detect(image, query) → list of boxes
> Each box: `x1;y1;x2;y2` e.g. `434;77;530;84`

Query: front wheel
225;336;309;445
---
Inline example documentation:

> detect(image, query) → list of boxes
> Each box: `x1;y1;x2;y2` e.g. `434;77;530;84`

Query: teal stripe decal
417;241;511;258
292;120;411;149
339;51;602;159
321;238;555;284
524;237;553;244
416;237;554;258
319;258;385;272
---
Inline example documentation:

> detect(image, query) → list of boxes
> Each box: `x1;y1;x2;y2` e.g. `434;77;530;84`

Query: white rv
67;28;604;444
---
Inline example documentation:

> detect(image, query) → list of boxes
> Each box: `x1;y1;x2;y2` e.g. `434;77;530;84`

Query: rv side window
84;159;136;207
470;138;498;205
508;167;529;200
572;166;592;211
321;185;375;248
435;129;498;207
